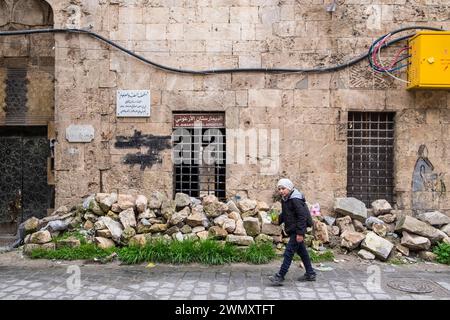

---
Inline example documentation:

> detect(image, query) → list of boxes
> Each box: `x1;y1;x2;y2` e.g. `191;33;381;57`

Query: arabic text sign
173;113;225;128
117;90;151;117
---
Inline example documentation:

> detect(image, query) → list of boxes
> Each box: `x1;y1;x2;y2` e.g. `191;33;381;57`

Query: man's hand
296;234;304;243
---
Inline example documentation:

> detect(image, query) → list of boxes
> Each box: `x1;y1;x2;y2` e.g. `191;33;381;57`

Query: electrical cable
0;26;445;75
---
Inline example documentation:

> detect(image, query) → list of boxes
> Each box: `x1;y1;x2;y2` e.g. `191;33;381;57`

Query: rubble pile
21;192;450;264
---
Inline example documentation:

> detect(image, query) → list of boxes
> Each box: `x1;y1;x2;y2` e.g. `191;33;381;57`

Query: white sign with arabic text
116;90;151;117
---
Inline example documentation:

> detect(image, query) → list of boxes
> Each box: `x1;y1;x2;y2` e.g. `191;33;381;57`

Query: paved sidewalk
0;251;449;300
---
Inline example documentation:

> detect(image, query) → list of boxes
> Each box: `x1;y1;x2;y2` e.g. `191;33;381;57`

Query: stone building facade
0;0;449;229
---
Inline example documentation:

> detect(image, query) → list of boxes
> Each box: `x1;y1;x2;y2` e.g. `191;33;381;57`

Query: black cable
0;26;445;75
368;26;443;72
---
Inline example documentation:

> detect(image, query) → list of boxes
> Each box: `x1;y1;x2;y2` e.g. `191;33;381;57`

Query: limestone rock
442;224;450;237
234;219;247;236
94;220;106;230
226;200;240;213
107;211;120;221
150;224;168;233
96;229;112;238
170;206;190;225
228;211;241;221
237;199;257;213
395;244;410;256
119;208;137;229
262;223;282;236
197;231;209;240
372;223;388;237
111;203;122;213
165;226;180;236
148;191;166;209
23;244;42;255
96;193;118;212
84;212;98;223
213;214;228;227
255;234;273;244
24;217;40;234
323;215;336;226
400;231;431;251
83;220;94;230
117;194;136;210
186;209;208;227
30;230;52;244
89;199;105;215
161;199;176;221
222;219;236;233
173;232;184;241
99;216;123;242
135;195;148;213
361;232;394;261
334;197;367;222
256;201;270;211
226;235;254;246
313;220;329;243
257;211;271;224
122;226;136;240
192;226;205;233
336;216;355;235
95;237;115;249
340;231;365;250
417;211;450;226
358;249;375;260
353;219;366;232
175;193;191;208
327;225;340;236
418;251;437;262
243;217;261;236
56;237;81;249
136;223;152;234
129;234;147;247
371;199;392;216
202;194;218;205
365;216;385;230
180;224;192;234
378;213;396;224
204;201;228;218
208;226;228;239
395;215;446;243
138;209;156;220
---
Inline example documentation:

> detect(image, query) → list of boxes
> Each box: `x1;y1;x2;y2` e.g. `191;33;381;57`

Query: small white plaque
66;125;95;143
116;90;151;117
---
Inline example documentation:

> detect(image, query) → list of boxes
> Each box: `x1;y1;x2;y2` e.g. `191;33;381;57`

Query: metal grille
347;112;395;207
173;113;226;200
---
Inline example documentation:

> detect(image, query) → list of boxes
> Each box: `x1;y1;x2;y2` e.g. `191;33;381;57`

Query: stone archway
0;0;55;246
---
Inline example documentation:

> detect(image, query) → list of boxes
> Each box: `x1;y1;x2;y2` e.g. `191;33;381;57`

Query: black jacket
279;189;312;236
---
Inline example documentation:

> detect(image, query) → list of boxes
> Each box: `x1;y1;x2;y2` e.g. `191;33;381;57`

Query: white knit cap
277;178;294;190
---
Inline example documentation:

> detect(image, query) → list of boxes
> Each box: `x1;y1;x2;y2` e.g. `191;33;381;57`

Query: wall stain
114;130;171;170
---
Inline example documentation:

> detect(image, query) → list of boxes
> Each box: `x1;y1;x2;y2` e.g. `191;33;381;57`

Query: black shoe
269;273;285;286
298;274;316;282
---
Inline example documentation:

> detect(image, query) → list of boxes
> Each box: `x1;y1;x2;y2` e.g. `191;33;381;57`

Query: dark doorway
0;126;54;238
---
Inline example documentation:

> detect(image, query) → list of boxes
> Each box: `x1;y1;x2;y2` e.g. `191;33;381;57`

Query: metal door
0;127;53;231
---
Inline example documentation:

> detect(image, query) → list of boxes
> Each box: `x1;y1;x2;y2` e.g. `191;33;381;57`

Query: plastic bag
310;203;321;216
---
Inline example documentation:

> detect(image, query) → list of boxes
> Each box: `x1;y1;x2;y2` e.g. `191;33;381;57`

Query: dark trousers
279;233;316;278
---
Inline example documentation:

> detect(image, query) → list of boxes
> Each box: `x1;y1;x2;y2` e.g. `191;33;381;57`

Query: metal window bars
347;112;395;207
172;115;226;200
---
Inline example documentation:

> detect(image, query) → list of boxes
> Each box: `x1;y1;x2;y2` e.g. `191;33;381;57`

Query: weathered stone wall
0;0;54;125
40;1;450;216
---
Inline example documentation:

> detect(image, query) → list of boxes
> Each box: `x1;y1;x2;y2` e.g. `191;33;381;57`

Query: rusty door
0;127;53;232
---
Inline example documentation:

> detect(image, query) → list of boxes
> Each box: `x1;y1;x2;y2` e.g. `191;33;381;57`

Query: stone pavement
0;250;449;300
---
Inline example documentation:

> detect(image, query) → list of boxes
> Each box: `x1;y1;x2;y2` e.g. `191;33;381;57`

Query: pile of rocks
20;193;450;264
21;192;285;253
311;197;450;262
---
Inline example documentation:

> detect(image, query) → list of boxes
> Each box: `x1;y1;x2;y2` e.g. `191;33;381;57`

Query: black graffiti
114;130;171;170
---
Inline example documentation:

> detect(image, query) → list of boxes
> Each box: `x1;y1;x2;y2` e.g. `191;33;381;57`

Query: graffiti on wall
114;130;171;170
411;145;446;212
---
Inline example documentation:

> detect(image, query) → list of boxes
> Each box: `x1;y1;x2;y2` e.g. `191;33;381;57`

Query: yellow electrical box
407;31;450;90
